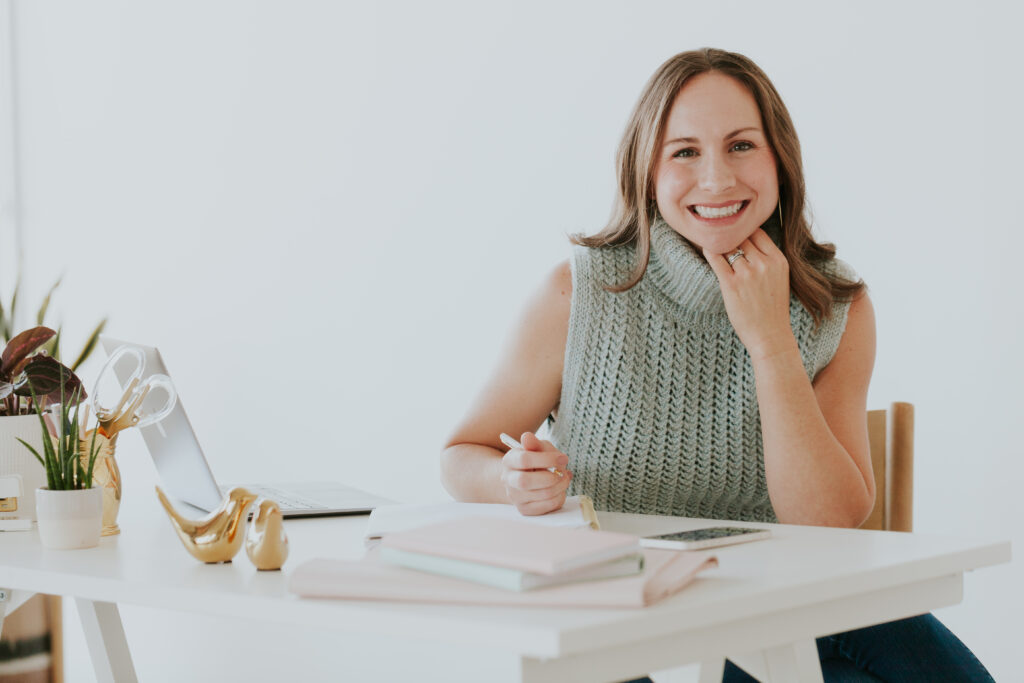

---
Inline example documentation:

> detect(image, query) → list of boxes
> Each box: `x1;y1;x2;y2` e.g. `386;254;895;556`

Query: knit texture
549;217;856;523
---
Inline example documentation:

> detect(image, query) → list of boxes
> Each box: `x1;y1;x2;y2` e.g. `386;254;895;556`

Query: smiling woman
439;47;994;681
573;49;861;324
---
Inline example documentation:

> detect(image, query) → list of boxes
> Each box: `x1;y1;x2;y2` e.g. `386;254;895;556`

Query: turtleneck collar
646;216;728;320
644;212;783;325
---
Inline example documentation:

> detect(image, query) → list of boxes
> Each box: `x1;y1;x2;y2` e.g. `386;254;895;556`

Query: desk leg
0;588;36;639
75;598;138;683
730;639;823;683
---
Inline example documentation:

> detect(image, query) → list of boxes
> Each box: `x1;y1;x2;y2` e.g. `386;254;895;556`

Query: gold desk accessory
87;343;178;537
79;429;120;536
92;345;177;441
245;499;289;571
0;474;33;531
0;474;20;513
155;485;257;563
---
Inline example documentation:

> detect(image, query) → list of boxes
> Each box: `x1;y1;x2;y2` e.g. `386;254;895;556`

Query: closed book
380;546;644;591
290;548;718;608
379;516;641;575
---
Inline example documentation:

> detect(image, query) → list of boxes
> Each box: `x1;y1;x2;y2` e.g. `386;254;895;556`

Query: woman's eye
731;141;754;152
674;148;697;158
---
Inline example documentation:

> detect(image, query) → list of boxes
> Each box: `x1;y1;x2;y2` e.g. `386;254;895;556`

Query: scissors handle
131;374;177;429
92;345;178;437
92;345;146;419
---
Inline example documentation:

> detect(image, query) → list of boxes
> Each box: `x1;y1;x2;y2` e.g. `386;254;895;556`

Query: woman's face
653;71;779;255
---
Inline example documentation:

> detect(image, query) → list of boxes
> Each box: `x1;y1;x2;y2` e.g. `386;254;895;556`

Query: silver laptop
98;336;393;517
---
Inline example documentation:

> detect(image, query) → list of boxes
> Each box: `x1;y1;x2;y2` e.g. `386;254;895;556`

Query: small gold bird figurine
156;486;258;563
245;498;289;571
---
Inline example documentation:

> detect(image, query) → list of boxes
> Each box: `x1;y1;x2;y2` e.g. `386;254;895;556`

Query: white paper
364;495;594;542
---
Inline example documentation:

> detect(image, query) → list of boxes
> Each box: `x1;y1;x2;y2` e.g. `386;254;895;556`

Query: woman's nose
697;154;736;194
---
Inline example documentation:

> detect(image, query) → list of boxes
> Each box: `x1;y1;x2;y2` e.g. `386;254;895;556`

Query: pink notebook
289;548;717;608
380;516;640;575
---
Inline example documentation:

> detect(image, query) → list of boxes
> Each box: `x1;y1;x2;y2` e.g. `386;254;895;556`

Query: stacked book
290;508;718;607
378;516;644;592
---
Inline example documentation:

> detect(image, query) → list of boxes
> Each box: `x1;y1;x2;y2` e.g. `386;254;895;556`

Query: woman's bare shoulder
814;290;876;398
550;258;572;306
526;259;572;331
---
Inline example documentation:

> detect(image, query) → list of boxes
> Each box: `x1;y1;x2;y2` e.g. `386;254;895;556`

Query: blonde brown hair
573;47;864;324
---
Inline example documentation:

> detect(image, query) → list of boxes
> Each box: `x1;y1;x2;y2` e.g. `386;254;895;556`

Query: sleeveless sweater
549;218;855;523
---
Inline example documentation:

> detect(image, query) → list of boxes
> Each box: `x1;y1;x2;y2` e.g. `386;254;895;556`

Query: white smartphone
640;526;771;550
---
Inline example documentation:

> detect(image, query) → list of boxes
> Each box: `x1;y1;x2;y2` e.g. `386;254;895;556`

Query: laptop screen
99;336;224;511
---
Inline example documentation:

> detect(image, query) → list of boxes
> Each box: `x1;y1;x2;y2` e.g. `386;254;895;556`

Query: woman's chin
665;216;755;255
697;224;763;255
699;238;746;256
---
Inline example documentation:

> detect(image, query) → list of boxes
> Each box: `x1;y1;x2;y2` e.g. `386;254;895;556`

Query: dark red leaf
1;326;57;380
14;355;85;404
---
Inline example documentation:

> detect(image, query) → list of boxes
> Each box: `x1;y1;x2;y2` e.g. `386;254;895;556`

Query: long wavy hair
572;47;864;324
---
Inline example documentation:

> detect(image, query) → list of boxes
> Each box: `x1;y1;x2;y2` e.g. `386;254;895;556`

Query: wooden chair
0;594;63;683
667;404;919;683
859;402;914;532
688;403;918;683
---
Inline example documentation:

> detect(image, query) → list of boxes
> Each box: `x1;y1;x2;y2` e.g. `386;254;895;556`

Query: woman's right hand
501;432;572;515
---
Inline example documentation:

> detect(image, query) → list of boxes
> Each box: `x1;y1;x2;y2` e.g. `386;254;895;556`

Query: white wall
2;1;1020;680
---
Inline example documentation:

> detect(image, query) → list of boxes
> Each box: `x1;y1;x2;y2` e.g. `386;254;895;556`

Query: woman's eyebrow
662;126;761;147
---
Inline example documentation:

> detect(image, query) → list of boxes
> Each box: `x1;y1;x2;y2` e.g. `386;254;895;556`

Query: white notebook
363;495;598;544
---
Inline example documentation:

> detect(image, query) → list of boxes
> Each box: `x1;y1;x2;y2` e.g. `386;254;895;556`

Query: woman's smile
688;199;749;222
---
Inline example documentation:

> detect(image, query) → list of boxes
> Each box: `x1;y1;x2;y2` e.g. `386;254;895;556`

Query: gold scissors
92;345;177;439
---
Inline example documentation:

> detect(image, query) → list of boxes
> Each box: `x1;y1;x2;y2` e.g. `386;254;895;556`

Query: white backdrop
1;1;1020;681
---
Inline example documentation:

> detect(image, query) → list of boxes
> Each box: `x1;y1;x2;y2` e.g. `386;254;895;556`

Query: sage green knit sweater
549;218;854;523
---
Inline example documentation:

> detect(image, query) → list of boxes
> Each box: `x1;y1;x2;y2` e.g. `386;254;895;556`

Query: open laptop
98;336;394;517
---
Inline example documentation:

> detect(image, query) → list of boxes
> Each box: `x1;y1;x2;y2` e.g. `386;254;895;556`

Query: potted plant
0;326;102;547
16;373;103;549
1;277;105;523
0;327;76;522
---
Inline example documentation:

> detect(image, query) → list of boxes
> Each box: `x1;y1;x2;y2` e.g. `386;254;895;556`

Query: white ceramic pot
35;486;103;549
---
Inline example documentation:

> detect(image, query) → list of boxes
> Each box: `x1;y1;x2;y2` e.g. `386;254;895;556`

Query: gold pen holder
80;430;121;536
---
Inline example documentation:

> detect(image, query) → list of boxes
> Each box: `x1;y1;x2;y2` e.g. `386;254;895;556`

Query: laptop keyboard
219;485;322;511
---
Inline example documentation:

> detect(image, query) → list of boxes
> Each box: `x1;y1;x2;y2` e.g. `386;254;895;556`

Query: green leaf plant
16;378;101;491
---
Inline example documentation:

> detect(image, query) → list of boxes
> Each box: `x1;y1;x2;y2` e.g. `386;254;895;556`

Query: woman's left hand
704;228;796;361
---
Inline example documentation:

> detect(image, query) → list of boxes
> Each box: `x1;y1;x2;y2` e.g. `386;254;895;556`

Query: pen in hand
499;432;565;478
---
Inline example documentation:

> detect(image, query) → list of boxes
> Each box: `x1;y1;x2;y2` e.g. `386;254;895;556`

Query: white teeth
693;202;744;218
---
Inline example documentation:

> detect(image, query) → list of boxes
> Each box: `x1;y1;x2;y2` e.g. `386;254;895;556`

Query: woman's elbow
779;487;875;528
848;486;876;529
825;488;876;529
439;444;462;496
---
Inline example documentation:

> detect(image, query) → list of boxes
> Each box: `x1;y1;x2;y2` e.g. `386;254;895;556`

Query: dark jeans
620;614;993;682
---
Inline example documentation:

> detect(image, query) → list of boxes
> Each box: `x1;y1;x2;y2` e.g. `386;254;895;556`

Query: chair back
860;402;914;532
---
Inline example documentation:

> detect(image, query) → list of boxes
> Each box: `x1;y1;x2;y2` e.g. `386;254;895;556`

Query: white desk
0;493;1010;683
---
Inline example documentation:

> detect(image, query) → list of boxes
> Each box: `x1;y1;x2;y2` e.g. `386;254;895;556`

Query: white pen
499;432;565;478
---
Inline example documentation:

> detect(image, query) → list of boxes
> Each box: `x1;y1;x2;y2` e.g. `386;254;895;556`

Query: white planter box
0;413;49;524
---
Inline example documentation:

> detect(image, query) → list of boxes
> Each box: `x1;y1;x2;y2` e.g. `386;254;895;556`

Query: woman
441;48;991;681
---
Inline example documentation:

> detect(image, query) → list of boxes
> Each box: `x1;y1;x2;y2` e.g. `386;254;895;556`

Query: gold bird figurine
156;486;258;563
245;498;289;570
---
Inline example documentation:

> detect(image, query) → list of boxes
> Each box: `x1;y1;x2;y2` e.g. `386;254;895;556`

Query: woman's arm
706;230;877;527
440;260;573;512
753;291;876;527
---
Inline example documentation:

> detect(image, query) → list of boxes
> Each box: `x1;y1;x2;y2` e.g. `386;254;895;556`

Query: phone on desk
640;526;771;550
